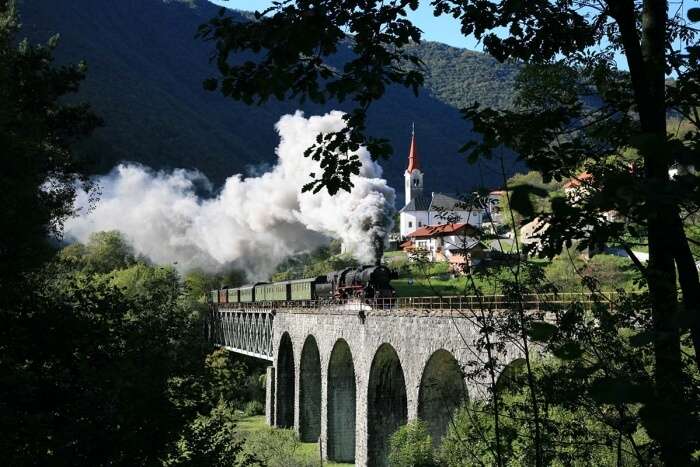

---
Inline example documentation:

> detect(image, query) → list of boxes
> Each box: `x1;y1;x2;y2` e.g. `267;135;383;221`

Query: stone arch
496;358;527;392
418;349;467;445
299;335;321;442
276;332;295;428
367;343;407;467
327;339;356;463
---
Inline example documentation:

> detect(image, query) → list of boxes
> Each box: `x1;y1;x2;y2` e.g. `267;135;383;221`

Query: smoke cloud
65;111;396;279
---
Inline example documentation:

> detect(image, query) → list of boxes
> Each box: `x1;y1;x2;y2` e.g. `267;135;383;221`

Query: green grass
391;263;524;297
296;442;354;467
382;250;406;258
236;415;354;467
236;414;267;434
392;277;474;297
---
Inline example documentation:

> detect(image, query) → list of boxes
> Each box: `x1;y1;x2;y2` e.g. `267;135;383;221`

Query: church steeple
404;123;424;206
406;122;421;173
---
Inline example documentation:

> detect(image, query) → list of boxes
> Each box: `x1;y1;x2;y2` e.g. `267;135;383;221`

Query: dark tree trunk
612;0;695;463
671;215;700;370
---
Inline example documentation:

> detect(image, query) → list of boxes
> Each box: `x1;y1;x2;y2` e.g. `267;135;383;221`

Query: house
398;126;485;237
402;223;485;267
484;189;506;224
563;172;594;200
563;171;619;224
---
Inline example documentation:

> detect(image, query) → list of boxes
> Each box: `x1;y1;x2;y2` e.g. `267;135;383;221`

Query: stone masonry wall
269;307;523;467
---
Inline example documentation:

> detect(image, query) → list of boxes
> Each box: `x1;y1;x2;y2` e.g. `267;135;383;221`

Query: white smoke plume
65;111;396;279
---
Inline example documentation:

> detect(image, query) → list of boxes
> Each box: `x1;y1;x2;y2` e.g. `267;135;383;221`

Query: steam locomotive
210;265;397;304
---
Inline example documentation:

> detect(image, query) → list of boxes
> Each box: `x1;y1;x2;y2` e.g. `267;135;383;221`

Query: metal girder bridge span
208;308;274;360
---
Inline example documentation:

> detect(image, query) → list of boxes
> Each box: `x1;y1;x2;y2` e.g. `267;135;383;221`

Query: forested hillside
409;42;520;111
19;0;519;196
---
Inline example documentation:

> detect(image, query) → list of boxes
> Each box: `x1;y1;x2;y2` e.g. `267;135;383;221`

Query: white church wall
400;211;430;237
400;210;485;238
428;210;484;228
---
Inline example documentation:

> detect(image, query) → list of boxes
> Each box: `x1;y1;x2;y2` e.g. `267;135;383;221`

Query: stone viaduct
209;299;527;466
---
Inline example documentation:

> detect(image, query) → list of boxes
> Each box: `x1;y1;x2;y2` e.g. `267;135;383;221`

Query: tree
60;230;138;273
0;0;100;281
0;6;249;464
199;1;700;463
164;401;242;467
0;242;257;465
388;420;438;467
0;265;204;465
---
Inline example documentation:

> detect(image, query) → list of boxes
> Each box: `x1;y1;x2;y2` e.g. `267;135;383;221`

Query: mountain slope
19;0;520;200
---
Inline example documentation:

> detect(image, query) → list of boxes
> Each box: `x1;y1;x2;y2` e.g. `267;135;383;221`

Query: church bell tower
404;123;423;206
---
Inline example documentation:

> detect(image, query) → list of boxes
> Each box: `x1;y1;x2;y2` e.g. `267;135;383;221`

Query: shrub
388;420;438;467
437;405;493;467
244;400;264;417
544;251;586;292
583;254;639;291
242;373;266;406
205;349;249;406
237;428;315;467
164;401;242;467
545;251;640;293
438;391;642;466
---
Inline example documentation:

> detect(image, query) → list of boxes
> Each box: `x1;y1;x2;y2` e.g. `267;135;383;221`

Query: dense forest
19;0;521;195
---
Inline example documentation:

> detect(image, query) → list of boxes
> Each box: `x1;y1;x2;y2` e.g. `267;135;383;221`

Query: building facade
403;222;484;265
398;127;485;238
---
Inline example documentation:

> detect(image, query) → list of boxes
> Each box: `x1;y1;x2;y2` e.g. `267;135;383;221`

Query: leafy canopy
0;1;100;279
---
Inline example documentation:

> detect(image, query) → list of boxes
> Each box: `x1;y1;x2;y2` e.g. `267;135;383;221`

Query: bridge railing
213;292;617;313
378;292;617;311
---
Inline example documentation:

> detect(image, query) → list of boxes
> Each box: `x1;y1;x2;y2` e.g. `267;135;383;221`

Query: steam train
209;265;397;304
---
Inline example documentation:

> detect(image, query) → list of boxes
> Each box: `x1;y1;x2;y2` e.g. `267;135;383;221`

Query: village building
401;223;485;272
563;171;594;201
484;189;505;225
398;126;485;238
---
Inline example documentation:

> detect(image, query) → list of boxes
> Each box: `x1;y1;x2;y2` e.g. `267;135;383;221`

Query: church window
408;221;413;228
418;221;423;227
414;179;419;187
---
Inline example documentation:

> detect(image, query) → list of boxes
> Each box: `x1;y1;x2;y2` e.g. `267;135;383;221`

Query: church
398;127;485;238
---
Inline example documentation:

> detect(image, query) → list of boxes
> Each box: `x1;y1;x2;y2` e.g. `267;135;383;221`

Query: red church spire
406;122;421;173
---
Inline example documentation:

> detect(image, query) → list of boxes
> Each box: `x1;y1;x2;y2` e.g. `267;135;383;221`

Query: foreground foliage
0;0;100;278
388;420;438;467
0;230;270;465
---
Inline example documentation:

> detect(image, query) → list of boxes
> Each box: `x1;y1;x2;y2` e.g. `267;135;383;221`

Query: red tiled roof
399;240;414;250
564;172;593;189
406;223;473;238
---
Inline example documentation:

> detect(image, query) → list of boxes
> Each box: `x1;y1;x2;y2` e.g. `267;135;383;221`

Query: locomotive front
328;265;397;299
363;265;398;298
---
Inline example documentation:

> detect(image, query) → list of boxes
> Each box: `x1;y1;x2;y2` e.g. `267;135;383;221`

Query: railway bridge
208;296;562;466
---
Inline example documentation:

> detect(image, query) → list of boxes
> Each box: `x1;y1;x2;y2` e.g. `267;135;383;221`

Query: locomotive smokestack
373;233;384;266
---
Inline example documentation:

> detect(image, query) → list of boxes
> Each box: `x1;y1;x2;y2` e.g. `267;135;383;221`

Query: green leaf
551;341;583;360
590;378;649;404
509;184;548;219
495;358;527;392
689;7;700;22
202;78;218;91
527;321;558;342
628;330;654;348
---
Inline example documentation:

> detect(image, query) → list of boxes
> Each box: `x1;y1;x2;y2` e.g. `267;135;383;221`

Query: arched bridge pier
208;299;528;466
